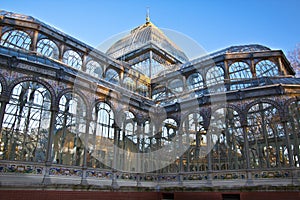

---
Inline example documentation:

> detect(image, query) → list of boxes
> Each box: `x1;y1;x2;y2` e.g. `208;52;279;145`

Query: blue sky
1;0;299;57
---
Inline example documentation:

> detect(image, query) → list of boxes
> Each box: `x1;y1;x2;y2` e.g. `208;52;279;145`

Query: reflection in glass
0;30;31;50
256;60;279;77
105;68;119;85
37;38;59;59
1;81;51;162
62;50;82;70
53;92;86;166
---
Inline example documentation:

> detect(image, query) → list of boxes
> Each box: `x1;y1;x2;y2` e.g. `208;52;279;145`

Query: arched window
123;77;136;92
159;118;178;173
62;50;82;70
209;108;244;170
187;72;204;90
229;62;253;90
121;111;137;171
206;66;225;93
286;100;300;167
105;68;119;85
86;60;102;78
143;120;152;150
36;38;59;59
0;30;31;50
247;102;287;169
255;60;279;77
169;79;184;94
95;102;115;139
161;118;177;146
229;62;252;80
1;81;51;162
53;92;86;166
137;83;149;97
88;102;115;168
124;111;137;143
182;113;206;172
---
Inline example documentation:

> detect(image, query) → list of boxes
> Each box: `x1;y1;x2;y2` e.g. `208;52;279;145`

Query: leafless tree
288;43;300;77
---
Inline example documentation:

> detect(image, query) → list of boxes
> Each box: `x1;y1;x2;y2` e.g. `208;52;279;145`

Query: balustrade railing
0;160;298;188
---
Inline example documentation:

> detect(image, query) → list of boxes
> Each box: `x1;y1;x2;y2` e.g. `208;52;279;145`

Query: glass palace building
0;10;299;199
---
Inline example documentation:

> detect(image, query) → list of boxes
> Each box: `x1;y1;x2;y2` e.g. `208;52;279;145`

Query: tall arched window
0;30;31;50
187;72;204;90
143;120;152;151
94;102;115;140
160;118;178;172
105;68;119;85
88;102;115;168
124;111;137;143
1;81;51;162
36;38;59;59
209;108;244;170
161;118;177;146
247;102;287;169
255;60;279;77
62;50;82;70
182;113;206;172
53;92;86;166
123;77;136;92
286;100;300;167
120;111;137;171
86;60;102;78
206;66;225;93
229;62;253;90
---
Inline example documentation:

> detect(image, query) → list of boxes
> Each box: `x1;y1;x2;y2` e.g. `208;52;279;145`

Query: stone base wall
0;190;299;200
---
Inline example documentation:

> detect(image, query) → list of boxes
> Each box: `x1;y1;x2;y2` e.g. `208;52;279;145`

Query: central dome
106;20;189;63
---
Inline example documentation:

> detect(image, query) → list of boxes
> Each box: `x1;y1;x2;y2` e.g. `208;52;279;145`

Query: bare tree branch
288;43;300;77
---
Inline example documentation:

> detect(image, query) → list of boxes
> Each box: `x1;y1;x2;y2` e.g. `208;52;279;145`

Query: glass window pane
169;79;183;93
123;77;136;91
88;102;115;168
256;60;279;77
62;50;82;70
53;92;86;166
286;100;300;167
229;62;253;90
37;38;59;59
209;108;244;170
182;112;206;172
187;72;203;90
86;60;102;78
206;66;225;93
137;83;149;97
229;62;252;80
0;30;31;50
1;81;51;162
105;69;119;85
247;102;286;169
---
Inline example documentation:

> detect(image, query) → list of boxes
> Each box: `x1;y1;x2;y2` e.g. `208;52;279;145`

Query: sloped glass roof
106;20;189;63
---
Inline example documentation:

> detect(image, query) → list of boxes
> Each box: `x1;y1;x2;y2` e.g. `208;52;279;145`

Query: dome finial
146;7;150;23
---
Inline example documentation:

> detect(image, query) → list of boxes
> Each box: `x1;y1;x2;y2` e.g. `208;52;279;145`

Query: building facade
0;10;299;199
